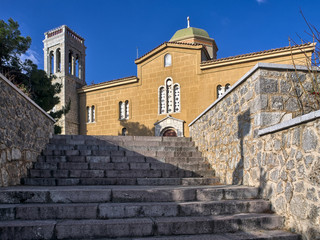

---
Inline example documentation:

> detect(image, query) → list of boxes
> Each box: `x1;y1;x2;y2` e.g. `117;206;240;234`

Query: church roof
78;76;138;93
170;27;210;41
200;42;316;70
201;42;315;66
135;41;207;64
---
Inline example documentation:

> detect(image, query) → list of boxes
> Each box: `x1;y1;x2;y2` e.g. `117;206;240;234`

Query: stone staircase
0;135;299;239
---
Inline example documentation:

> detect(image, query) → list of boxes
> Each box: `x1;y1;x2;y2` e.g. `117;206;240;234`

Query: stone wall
0;73;54;186
254;111;320;240
189;63;320;239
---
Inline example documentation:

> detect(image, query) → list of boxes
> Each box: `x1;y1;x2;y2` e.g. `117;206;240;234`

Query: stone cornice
77;76;139;93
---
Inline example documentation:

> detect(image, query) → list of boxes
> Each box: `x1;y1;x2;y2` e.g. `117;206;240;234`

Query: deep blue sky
2;0;320;84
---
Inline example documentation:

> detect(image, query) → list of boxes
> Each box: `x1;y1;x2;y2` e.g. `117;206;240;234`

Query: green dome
170;27;210;41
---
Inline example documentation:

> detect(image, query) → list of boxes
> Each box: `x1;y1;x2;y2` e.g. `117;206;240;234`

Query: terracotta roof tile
201;42;313;65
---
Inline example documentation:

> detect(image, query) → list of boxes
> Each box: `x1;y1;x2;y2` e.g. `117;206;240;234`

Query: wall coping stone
189;62;319;127
0;73;55;122
258;109;320;136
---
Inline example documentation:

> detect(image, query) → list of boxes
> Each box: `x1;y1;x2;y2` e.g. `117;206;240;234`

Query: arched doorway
162;128;177;137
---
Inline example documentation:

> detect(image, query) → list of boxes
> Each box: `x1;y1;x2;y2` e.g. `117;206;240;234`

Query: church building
43;21;314;137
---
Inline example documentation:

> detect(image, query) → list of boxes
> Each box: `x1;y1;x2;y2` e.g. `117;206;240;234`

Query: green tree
0;18;69;134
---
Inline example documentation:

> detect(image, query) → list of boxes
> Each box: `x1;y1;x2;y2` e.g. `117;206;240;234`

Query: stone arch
154;116;184;137
161;127;177;137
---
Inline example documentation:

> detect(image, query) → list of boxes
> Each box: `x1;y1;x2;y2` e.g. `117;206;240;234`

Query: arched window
159;78;180;114
86;106;91;123
174;84;180;112
159;87;166;114
166;79;173;113
122;128;127;136
164;53;172;67
119;101;124;120
56;48;61;72
225;83;230;91
49;51;54;75
217;85;225;98
91;106;95;122
125;100;129;119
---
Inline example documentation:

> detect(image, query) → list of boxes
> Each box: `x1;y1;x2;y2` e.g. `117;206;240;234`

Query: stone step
0;214;284;239
21;177;220;186
0;199;271;221
41;149;203;158
28;168;213;178
102;230;300;240
45;142;196;151
31;161;212;172
34;156;215;175
50;135;192;143
0;185;259;204
37;155;207;165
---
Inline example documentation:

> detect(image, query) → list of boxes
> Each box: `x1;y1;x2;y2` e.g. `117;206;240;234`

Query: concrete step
0;214;284;239
21;177;220;186
0;185;259;204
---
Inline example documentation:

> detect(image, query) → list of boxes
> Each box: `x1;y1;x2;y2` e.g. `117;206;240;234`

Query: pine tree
0;18;69;134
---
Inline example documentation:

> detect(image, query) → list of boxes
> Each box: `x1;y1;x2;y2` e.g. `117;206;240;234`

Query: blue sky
2;0;320;84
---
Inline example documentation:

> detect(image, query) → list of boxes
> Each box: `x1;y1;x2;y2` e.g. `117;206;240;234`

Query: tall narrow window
86;106;91;123
125;100;129;119
159;87;165;114
166;79;173;113
75;54;79;78
164;53;172;67
49;51;54;74
217;85;225;98
174;84;180;112
56;48;61;72
91;106;95;122
68;50;73;74
225;83;230;91
119;101;124;120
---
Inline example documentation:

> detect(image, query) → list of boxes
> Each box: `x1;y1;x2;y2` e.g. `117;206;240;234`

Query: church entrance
162;129;177;137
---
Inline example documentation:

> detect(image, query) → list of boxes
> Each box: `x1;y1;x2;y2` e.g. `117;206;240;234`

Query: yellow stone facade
78;42;314;136
44;25;314;137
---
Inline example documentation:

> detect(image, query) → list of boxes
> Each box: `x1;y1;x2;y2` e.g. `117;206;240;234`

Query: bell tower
43;25;86;134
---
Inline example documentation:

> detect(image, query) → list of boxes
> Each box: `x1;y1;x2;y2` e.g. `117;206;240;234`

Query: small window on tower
164;54;172;67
